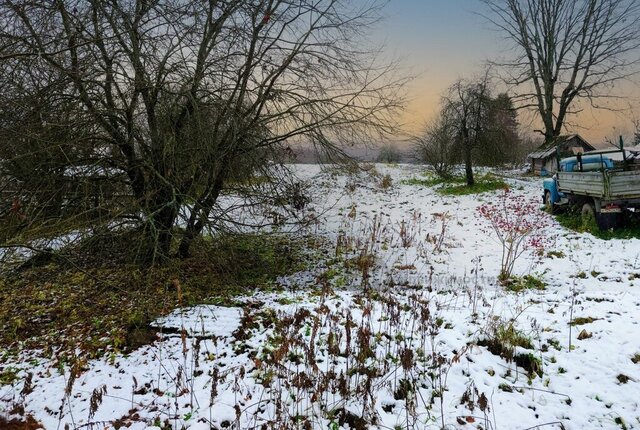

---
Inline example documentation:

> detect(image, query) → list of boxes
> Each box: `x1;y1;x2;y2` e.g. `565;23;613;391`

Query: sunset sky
377;0;640;145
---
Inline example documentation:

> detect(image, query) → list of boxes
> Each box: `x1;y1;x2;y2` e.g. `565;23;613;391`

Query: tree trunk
178;167;228;258
177;203;207;259
464;143;475;187
141;186;179;265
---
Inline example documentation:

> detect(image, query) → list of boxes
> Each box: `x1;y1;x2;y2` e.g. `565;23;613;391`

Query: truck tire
581;202;597;230
582;201;620;231
544;191;557;214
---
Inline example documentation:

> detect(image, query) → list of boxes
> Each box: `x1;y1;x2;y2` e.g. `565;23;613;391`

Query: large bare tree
482;0;640;143
0;0;404;263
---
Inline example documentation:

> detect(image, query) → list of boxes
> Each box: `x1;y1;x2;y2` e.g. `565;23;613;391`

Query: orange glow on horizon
398;77;640;147
378;1;640;147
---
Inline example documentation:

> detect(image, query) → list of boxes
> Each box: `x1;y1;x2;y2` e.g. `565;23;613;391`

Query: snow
2;164;640;429
152;306;243;337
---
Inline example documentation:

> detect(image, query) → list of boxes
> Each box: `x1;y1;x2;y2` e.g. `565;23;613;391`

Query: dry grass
0;233;318;363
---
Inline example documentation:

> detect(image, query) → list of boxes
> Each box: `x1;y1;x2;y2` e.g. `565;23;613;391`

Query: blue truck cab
543;154;614;206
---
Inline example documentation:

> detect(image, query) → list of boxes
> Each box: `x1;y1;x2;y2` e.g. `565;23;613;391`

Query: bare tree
417;85;522;174
443;74;493;186
414;113;458;179
482;0;640;144
0;0;404;263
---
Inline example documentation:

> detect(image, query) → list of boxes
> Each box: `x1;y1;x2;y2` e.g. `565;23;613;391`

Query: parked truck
543;146;640;229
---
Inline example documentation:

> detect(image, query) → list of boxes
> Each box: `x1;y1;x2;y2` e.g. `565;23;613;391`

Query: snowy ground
2;164;640;429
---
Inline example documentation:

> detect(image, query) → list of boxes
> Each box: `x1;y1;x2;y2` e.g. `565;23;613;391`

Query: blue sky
374;1;639;143
377;1;501;132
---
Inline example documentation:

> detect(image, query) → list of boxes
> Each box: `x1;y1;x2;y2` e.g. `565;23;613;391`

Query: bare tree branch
482;0;640;143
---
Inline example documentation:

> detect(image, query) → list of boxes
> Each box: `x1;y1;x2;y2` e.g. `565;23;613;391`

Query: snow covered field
2;164;640;429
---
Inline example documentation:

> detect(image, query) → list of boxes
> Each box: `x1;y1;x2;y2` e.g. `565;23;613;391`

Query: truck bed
558;170;640;200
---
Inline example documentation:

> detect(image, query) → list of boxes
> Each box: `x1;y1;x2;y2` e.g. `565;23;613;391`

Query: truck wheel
544;191;556;214
581;202;597;230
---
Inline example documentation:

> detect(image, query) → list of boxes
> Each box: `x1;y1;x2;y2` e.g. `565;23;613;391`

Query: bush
376;144;403;164
414;115;458;179
379;174;393;189
477;189;550;280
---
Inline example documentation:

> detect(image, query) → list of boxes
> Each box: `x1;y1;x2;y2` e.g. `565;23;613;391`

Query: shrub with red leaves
477;188;550;282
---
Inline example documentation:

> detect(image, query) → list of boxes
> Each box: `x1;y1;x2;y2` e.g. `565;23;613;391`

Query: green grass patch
555;208;640;240
478;320;541;377
495;323;534;350
438;174;509;196
400;175;464;187
502;274;546;292
514;352;543;378
401;173;508;196
0;232;321;363
0;367;19;384
498;383;513;392
546;250;566;259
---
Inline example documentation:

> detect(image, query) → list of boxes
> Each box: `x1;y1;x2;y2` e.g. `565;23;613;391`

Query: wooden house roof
528;134;595;159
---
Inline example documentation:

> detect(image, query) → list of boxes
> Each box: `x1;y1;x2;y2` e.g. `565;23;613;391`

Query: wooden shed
528;134;596;175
